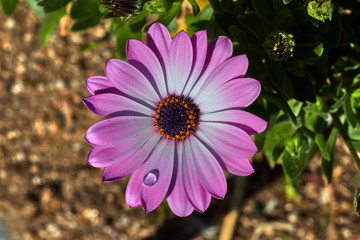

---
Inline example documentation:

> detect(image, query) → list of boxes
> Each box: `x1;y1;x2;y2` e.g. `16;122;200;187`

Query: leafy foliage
1;0;19;16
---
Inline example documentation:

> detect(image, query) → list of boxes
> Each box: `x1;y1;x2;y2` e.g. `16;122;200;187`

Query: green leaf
348;124;360;141
330;92;348;112
252;0;272;20
26;0;45;18
289;73;316;103
264;121;297;165
354;141;360;152
352;88;360;98
274;7;296;29
283;0;293;4
1;0;19;16
313;43;324;57
270;61;294;99
295;45;322;63
236;12;266;43
315;133;330;160
344;97;357;128
229;26;250;52
71;17;101;31
187;0;200;16
70;0;101;20
305;110;327;133
321;127;337;183
345;64;360;72
293;6;309;23
185;5;213;35
114;22;142;58
128;11;148;33
282;135;316;180
145;0;183;31
208;0;222;13
262;92;297;124
38;0;71;13
303;105;328;119
283;60;305;77
282;149;307;180
38;7;66;48
288;99;303;117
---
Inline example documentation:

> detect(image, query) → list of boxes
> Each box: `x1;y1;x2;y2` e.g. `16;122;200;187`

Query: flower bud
99;0;146;21
263;31;295;61
306;0;335;22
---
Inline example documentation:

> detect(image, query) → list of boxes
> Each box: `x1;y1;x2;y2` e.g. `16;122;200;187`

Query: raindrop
143;169;159;186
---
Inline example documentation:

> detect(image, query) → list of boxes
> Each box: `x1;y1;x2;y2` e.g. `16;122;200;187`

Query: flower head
84;23;267;217
306;0;334;22
99;0;145;21
263;30;295;61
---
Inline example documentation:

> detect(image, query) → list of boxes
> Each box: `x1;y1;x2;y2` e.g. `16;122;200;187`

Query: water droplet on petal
143;169;159;186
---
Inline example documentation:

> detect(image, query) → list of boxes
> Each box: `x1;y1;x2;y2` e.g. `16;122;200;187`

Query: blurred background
1;1;360;239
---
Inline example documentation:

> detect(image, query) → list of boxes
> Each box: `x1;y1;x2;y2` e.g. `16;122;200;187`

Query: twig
250;221;295;240
219;176;248;240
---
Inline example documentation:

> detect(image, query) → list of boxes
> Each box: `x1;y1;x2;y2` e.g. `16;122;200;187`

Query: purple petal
125;140;174;211
125;170;143;208
86;76;120;95
197;122;258;158
83;93;154;118
193;136;255;176
181;142;211;212
201;110;267;135
166;143;195;217
102;134;161;182
85;117;154;148
126;39;167;98
189;36;233;97
169;31;193;94
194;55;249;103
141;140;175;212
146;23;171;91
218;155;255;176
189;137;227;199
105;59;159;104
199;78;261;113
182;30;208;96
87;131;156;168
125;140;168;208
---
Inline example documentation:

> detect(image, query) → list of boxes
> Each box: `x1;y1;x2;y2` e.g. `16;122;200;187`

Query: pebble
201;226;219;239
5;18;15;29
10;82;24;94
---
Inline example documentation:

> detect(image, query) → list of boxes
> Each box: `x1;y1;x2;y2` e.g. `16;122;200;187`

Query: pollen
154;94;200;141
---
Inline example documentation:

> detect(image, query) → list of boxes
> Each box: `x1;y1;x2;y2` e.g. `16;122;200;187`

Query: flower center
264;31;295;61
154;95;200;141
112;0;121;8
99;0;144;20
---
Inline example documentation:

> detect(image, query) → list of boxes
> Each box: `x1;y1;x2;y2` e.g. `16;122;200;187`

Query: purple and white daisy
84;23;267;217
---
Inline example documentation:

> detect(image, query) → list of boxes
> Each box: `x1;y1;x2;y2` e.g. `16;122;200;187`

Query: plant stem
331;111;360;171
